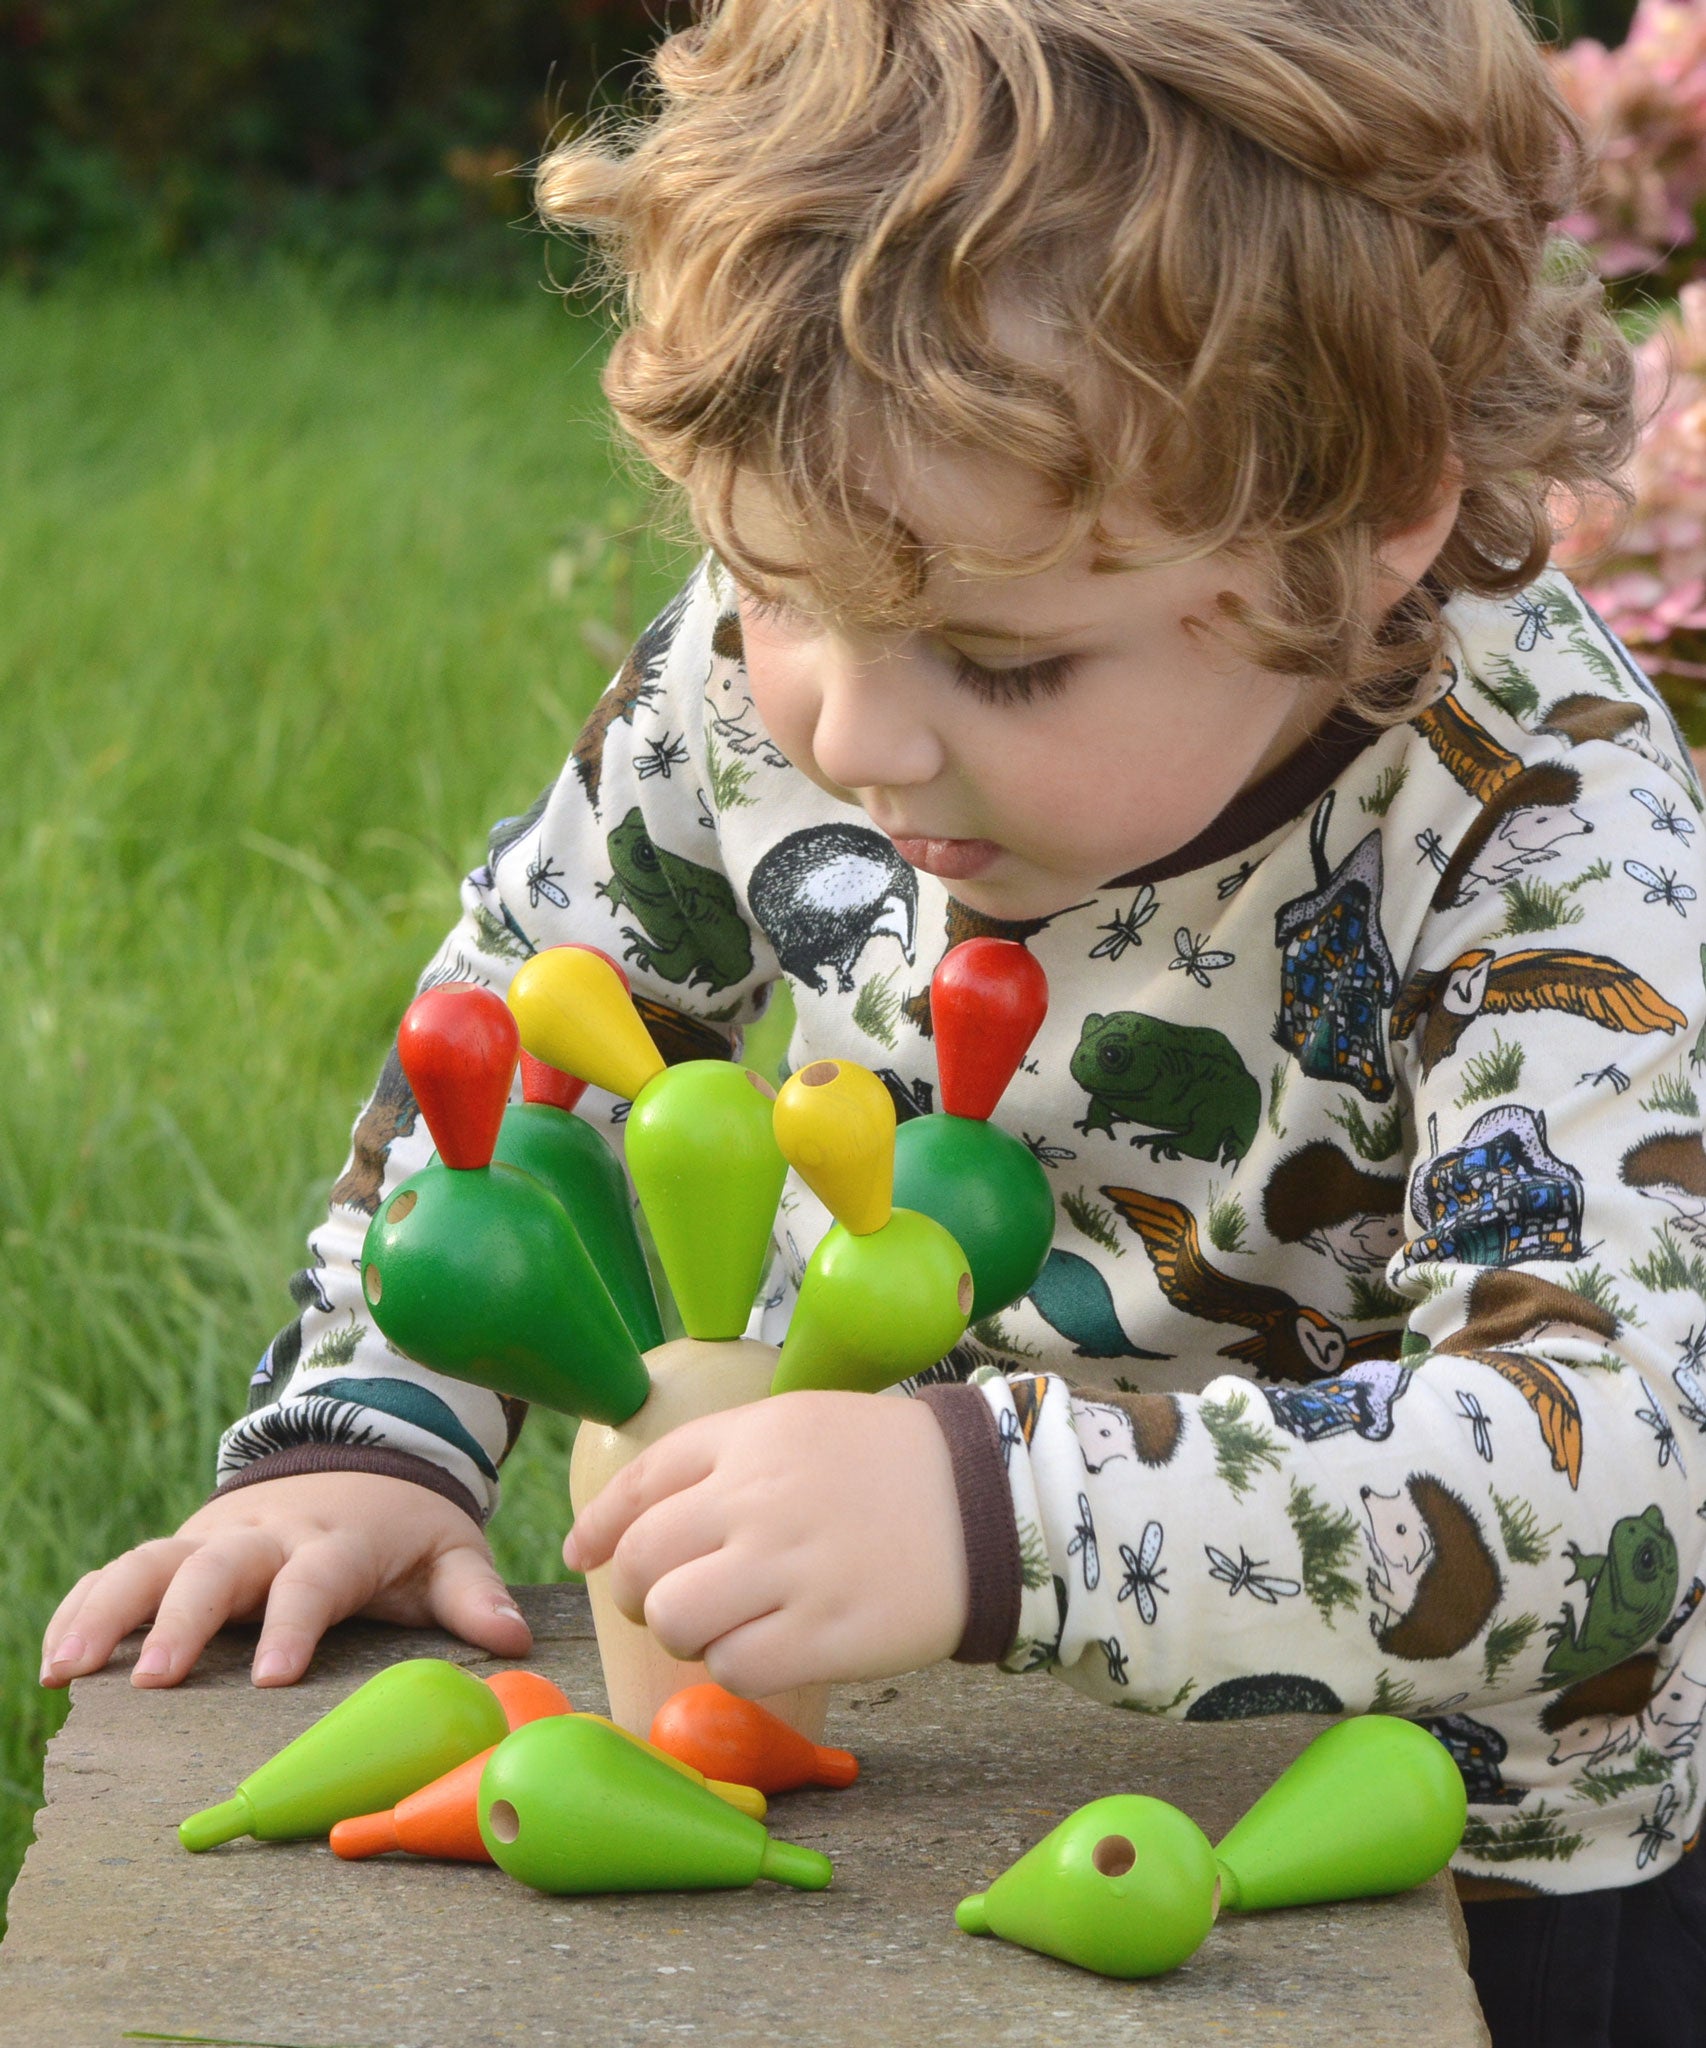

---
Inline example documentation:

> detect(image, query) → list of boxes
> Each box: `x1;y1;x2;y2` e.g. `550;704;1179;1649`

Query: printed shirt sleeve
216;554;783;1521
960;628;1706;1829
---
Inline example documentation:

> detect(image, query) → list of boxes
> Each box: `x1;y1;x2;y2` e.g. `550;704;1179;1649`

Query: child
43;0;1706;2036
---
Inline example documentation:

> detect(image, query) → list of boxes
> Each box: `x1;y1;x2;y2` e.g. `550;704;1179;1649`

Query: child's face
733;443;1423;922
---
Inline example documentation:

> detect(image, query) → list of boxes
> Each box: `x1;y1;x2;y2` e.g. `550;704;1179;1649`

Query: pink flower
1546;0;1706;296
1550;281;1706;729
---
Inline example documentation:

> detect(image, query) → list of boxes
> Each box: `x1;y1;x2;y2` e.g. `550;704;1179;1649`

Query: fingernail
50;1634;85;1672
133;1646;170;1680
254;1649;291;1682
561;1533;582;1570
494;1602;526;1624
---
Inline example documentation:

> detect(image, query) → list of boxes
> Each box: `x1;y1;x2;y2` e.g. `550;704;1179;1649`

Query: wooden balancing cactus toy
955;1715;1468;1978
364;939;1057;1744
508;944;985;1738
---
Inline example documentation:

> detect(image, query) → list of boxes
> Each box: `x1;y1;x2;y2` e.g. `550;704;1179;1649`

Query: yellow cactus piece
508;947;665;1104
773;1059;895;1235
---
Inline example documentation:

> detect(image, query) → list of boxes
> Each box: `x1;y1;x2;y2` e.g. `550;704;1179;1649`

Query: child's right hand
39;1471;533;1690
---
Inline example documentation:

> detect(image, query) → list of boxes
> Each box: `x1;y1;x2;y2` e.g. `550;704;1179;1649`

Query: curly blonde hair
537;0;1641;718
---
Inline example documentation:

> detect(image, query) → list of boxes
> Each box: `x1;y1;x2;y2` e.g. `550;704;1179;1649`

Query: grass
0;266;701;1925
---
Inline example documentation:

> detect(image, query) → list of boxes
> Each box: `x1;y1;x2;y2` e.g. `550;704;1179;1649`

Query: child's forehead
731;449;1248;636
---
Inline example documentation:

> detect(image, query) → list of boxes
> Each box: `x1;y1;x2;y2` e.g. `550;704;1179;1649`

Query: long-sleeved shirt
218;551;1706;1893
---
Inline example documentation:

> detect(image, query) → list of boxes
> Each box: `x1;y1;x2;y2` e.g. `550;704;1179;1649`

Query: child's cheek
744;640;844;798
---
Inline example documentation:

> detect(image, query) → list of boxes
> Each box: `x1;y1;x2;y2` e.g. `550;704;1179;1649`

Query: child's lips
886;835;1003;880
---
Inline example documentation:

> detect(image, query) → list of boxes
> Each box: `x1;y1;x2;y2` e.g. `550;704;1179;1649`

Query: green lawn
0;267;703;1923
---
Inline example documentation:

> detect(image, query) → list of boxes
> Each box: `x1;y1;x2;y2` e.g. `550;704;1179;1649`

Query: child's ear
1374;457;1463;604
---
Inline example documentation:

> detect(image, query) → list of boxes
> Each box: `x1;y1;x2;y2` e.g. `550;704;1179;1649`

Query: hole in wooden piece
489;1799;520;1844
957;1272;974;1314
363;1263;382;1305
1092;1834;1136;1877
389;1189;418;1223
799;1061;839;1087
746;1071;777;1100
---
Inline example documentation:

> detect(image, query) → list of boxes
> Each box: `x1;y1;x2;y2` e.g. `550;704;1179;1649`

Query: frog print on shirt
599;808;754;994
1543;1506;1680;1688
1071;1012;1261;1164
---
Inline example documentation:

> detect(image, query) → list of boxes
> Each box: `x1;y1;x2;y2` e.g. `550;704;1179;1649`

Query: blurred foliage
0;270;697;1922
1537;0;1640;46
0;0;689;283
0;0;1648;283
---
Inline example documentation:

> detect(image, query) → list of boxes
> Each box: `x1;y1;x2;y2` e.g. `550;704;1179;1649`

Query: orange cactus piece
651;1683;860;1794
486;1669;573;1729
330;1745;498;1862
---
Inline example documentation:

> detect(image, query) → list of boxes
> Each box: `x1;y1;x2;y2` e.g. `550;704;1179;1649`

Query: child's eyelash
950;651;1077;705
742;588;1076;704
742;590;802;625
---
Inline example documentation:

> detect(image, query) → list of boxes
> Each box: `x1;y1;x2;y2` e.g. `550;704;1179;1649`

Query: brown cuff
917;1384;1023;1664
211;1445;487;1529
1454;1873;1545;1904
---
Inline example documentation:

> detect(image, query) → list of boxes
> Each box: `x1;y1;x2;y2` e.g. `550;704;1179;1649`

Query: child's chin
942;867;1089;923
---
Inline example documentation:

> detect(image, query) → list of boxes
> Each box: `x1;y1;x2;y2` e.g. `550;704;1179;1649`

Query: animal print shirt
220;552;1706;1896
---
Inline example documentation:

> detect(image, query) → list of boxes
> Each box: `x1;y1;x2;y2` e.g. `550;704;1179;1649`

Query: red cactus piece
519;1049;587;1113
931;939;1049;1121
396;984;519;1169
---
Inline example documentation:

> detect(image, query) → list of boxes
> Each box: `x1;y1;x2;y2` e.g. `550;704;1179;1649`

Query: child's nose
808;642;945;794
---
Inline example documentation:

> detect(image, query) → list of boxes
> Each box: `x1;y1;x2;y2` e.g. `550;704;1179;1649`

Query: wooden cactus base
568;1336;830;1743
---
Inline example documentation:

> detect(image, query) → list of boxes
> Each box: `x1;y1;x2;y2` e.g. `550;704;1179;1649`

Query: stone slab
0;1585;1488;2047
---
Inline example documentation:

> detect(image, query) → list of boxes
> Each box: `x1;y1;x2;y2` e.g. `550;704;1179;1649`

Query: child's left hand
562;1391;969;1696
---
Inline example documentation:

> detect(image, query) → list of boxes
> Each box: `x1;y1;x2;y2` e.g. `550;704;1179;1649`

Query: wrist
210;1445;486;1528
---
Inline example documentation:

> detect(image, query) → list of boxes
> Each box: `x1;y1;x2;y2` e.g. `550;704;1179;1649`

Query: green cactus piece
179;1658;508;1852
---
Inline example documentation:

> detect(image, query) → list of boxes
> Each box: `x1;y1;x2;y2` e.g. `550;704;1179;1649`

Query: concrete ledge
0;1585;1488;2047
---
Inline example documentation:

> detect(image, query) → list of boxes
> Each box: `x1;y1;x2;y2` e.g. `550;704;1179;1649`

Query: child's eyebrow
740;576;1083;643
931;616;1078;641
